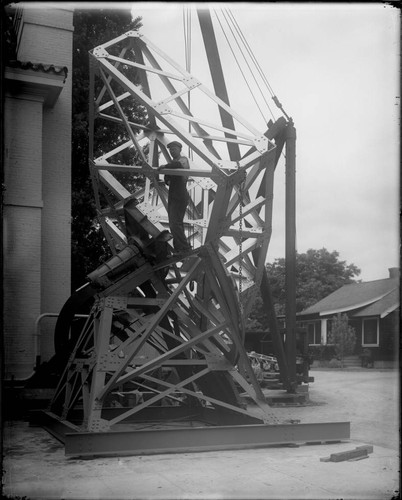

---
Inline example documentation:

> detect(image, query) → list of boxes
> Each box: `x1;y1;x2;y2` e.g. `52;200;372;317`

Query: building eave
313;289;398;317
5;63;67;107
380;304;399;318
6;60;68;79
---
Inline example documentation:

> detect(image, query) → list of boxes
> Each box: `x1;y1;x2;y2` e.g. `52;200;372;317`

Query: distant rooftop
299;268;399;317
353;287;399;318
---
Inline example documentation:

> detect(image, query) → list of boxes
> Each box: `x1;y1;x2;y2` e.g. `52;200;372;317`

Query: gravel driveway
3;368;399;500
267;368;399;450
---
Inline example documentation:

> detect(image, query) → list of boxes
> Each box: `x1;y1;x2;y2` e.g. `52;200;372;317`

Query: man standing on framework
158;141;192;256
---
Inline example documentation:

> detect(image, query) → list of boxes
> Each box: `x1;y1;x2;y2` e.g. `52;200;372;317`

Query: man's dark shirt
164;157;190;200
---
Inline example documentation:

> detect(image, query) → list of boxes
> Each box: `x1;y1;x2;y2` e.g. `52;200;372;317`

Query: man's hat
167;141;182;149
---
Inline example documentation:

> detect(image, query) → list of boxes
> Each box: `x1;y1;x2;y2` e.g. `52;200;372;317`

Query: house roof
353;287;399;318
299;277;399;317
7;60;68;82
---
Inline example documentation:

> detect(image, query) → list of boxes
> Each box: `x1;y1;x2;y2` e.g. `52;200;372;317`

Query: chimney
388;267;400;279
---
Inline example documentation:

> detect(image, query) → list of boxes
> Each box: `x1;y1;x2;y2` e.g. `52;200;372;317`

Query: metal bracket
183;76;201;90
92;47;109;58
154;103;173;115
104;296;128;309
98;353;126;371
126;31;141;38
253;135;270;153
88;417;111;432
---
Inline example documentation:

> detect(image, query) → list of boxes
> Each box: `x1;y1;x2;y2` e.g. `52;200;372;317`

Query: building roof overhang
316;290;395;317
379;303;399;318
5;62;68;107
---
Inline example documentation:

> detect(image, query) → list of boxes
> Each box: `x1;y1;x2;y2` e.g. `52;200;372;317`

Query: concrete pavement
3;369;400;499
2;419;399;500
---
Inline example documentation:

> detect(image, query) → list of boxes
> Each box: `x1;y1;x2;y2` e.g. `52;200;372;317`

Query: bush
328;313;356;367
329;358;342;368
308;344;337;361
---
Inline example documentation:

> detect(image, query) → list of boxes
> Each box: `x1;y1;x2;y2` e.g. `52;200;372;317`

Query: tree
71;9;144;292
328;313;356;367
247;248;361;331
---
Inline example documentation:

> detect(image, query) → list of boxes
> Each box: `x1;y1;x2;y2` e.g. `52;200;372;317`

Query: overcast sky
38;2;399;282
125;2;399;283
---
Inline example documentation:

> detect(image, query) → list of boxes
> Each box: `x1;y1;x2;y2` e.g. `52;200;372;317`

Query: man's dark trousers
168;193;190;252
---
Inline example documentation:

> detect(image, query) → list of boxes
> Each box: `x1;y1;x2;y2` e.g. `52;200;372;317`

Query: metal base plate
34;410;350;458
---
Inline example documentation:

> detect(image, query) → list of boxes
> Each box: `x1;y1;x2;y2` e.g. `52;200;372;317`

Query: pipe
6;313;89;383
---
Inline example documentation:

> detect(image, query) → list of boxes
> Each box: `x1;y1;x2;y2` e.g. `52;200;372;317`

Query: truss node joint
92;47;109;59
88;418;110;432
103;296;128;309
154;103;172;115
183;76;201;89
253;135;271;153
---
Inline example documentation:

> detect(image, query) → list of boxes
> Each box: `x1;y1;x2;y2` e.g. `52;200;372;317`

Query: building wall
4;94;44;378
39;8;74;363
351;313;398;362
298;310;399;364
378;311;399;361
3;6;74;379
17;8;74;62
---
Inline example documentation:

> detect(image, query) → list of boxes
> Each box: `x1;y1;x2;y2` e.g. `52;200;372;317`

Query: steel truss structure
42;21;350;456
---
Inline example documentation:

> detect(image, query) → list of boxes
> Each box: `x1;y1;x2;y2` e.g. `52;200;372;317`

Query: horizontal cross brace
106;55;184;81
93;162;221;179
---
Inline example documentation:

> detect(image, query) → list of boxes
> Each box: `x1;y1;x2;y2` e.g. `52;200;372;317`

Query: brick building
3;4;74;380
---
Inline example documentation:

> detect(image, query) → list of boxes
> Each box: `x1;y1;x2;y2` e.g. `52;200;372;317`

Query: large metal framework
41;13;350;456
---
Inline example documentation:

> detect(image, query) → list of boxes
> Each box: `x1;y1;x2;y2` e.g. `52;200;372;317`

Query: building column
3;94;44;379
321;318;328;345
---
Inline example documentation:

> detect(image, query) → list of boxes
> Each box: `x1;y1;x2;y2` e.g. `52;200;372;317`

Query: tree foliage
328;313;357;367
247;248;361;331
71;9;143;291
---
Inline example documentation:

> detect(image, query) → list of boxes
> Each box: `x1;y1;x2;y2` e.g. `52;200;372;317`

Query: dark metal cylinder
285;121;297;390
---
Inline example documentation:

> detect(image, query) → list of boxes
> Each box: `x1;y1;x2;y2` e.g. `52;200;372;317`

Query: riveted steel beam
38;409;350;458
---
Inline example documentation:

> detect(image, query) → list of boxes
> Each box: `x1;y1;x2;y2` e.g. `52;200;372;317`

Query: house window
362;318;379;346
300;322;321;345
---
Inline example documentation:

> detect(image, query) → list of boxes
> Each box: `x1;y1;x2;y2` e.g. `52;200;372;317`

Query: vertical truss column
285;120;297;390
